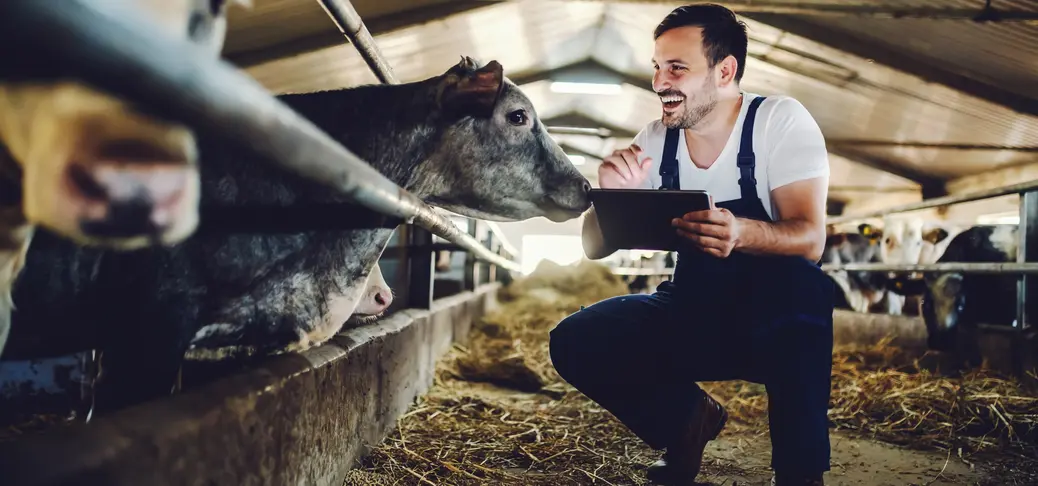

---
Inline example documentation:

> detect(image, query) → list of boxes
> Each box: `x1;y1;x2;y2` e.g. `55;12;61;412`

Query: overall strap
737;96;767;201
658;127;681;190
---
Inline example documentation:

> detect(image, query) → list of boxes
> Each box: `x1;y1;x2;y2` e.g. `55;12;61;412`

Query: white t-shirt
632;92;829;220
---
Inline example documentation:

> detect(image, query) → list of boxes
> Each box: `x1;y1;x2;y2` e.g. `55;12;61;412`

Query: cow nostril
375;291;388;306
581;180;592;194
80;197;158;237
68;164;108;201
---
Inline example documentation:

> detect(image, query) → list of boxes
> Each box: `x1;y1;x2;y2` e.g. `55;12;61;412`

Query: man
549;4;834;486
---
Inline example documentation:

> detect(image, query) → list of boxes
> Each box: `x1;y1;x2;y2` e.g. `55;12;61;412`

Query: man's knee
549;309;595;379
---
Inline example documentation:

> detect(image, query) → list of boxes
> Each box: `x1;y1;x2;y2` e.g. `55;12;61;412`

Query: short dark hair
654;4;748;82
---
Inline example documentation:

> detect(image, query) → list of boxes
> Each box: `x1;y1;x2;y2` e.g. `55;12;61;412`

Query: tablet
589;188;712;251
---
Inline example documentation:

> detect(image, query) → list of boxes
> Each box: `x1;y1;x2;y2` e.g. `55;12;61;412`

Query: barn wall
0;284;502;486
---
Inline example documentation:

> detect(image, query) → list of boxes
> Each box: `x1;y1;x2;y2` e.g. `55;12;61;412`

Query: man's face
652;25;718;129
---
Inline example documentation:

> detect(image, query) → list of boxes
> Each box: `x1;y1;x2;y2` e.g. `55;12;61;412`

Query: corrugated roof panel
829;152;920;203
224;0;329;56
223;0;484;59
245;1;606;93
791;15;1038;101
828;153;918;190
595;3;1038;149
234;0;1038;191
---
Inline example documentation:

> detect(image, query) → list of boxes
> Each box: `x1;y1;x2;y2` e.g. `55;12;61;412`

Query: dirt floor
343;260;1038;485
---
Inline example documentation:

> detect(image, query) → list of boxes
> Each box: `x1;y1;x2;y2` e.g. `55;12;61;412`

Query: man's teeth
660;95;683;103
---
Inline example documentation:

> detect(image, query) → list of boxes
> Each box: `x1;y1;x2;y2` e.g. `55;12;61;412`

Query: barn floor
345;261;1038;486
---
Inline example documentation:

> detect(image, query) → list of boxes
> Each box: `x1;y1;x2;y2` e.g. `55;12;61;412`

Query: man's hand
599;144;653;189
672;208;743;258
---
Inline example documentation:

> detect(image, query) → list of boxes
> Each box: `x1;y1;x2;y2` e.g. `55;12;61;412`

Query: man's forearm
734;217;825;262
581;208;617;260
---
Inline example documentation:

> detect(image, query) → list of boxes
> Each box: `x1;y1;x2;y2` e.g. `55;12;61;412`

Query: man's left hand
672;208;742;258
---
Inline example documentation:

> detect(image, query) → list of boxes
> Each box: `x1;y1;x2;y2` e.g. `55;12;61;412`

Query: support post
463;220;478;291
487;232;497;284
407;225;434;309
1014;190;1038;374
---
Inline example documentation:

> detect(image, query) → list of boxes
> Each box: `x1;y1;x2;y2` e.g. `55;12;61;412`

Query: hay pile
828;341;1038;456
696;340;1038;458
347;259;1038;485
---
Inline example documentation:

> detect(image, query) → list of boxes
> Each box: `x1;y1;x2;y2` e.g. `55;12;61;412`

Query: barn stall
0;0;1037;485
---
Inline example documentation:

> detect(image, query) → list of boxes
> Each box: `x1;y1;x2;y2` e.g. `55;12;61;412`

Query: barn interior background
1;1;1037;485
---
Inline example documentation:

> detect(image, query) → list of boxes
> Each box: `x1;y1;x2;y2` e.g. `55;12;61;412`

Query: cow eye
507;109;528;126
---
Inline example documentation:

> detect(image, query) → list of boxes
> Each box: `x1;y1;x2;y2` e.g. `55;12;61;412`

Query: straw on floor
346;259;1038;485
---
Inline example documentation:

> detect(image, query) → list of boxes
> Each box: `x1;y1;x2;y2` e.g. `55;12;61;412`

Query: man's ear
716;55;738;86
437;57;504;119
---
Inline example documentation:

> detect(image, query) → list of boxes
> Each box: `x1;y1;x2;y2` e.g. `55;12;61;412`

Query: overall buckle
737;154;756;186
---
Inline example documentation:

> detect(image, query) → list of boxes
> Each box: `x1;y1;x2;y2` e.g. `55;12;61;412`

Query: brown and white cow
0;0;250;357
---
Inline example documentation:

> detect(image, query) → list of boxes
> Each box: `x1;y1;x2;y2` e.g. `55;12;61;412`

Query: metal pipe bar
316;0;398;85
1017;191;1038;331
603;1;1038;21
826;180;1038;224
611;268;676;276
545;126;613;137
0;0;521;273
821;262;1038;274
828;139;1038;152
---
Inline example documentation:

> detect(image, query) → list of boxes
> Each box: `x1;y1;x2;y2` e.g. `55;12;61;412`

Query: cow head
418;57;592;223
0;0;250;250
921;273;965;352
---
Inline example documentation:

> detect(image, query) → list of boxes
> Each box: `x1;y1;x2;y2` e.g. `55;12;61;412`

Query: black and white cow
821;227;898;313
851;219;963;316
916;224;1018;366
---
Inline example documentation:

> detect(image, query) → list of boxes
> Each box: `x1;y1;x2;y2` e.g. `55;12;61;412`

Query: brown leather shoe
645;392;728;485
771;473;825;486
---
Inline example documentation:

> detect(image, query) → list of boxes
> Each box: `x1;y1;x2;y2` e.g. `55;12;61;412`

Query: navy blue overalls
550;96;835;477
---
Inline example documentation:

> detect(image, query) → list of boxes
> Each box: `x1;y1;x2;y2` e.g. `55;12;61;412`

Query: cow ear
858;223;881;241
922;227;949;244
438;57;504;119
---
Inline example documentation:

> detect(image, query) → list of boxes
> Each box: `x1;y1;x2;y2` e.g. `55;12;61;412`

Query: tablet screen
589;189;712;251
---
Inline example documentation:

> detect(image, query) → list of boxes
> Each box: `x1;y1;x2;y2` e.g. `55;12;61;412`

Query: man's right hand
598;144;653;189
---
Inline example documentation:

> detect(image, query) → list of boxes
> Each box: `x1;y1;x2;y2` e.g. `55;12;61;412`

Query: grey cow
6;57;592;415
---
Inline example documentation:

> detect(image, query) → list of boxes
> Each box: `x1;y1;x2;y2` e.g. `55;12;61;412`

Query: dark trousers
549;281;833;476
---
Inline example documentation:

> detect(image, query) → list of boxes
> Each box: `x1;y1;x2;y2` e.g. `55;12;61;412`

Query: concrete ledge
0;282;501;486
832;309;928;350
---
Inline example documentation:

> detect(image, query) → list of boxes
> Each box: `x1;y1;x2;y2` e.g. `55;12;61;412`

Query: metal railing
823;178;1038;375
826;178;1038;225
317;0;399;84
822;180;1038;276
545;126;614;138
0;0;522;276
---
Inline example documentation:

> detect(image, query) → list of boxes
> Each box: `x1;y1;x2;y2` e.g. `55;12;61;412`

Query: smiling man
549;4;835;486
